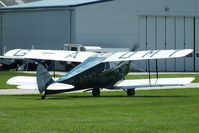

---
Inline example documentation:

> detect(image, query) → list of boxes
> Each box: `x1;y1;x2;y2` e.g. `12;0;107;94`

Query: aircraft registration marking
141;50;160;58
14;49;31;56
119;51;137;59
65;51;79;59
119;50;182;59
104;49;193;62
169;50;179;57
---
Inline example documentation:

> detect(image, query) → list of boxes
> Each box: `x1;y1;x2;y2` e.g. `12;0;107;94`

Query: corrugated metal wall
138;16;198;72
0;13;2;55
74;0;139;48
1;10;71;51
0;0;199;72
196;17;199;71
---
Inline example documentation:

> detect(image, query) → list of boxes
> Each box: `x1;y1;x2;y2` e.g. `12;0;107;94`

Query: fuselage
57;61;130;90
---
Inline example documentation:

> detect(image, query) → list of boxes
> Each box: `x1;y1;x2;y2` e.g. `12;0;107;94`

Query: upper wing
103;49;193;62
1;49;97;62
113;77;195;90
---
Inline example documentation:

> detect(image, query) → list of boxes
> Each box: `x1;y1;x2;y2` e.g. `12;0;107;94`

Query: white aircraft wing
7;76;38;89
7;76;74;90
7;76;59;90
47;83;74;90
104;49;193;62
113;77;195;90
1;49;97;62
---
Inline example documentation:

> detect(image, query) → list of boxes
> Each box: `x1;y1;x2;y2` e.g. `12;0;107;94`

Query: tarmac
0;72;199;95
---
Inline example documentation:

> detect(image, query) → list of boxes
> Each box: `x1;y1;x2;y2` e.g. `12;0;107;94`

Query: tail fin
36;64;54;93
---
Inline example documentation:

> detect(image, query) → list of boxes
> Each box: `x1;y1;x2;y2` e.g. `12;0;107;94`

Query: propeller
131;42;140;52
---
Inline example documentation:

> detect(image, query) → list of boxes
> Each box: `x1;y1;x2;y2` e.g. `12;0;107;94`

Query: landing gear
127;89;135;96
92;88;100;97
41;93;47;99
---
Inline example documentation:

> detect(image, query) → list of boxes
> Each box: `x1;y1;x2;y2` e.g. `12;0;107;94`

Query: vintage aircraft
0;48;195;99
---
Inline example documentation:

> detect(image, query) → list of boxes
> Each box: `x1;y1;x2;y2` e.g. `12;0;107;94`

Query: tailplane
36;64;54;93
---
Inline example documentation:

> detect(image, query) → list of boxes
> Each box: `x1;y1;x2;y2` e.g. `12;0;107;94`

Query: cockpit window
104;61;121;71
104;62;110;70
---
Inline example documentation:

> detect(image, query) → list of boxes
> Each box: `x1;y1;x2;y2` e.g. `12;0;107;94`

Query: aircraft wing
7;76;74;90
7;76;38;89
103;49;193;62
7;76;57;90
113;77;195;90
1;49;97;62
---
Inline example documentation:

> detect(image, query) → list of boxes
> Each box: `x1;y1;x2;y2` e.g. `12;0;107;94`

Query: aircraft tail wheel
127;89;135;96
41;93;46;99
92;88;100;97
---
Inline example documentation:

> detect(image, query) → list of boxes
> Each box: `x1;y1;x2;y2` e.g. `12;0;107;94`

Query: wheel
127;89;135;96
41;94;46;99
92;88;100;97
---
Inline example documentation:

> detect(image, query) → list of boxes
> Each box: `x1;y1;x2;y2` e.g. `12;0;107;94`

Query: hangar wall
74;0;139;48
0;0;199;71
137;0;199;72
75;0;199;71
138;16;196;72
0;9;71;52
0;13;2;55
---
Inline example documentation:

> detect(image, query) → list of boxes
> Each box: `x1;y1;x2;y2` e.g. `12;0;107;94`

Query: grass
0;71;199;132
0;89;199;133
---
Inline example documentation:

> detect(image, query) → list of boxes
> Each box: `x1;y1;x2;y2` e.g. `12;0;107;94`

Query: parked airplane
0;48;194;99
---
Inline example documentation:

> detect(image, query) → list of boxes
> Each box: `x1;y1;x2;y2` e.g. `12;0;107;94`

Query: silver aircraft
0;48;194;99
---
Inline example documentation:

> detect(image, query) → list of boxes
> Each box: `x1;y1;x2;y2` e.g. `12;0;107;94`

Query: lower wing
113;77;195;90
7;76;74;91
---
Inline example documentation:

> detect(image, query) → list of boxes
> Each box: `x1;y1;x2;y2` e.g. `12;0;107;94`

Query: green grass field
0;71;199;133
0;89;199;133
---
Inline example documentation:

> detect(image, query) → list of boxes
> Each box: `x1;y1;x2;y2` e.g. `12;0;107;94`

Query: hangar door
139;16;198;72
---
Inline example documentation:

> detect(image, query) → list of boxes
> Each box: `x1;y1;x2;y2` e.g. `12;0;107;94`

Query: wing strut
155;59;159;79
53;61;55;78
148;59;159;85
147;60;151;85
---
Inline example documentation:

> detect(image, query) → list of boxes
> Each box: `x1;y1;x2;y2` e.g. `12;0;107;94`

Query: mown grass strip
0;88;198;133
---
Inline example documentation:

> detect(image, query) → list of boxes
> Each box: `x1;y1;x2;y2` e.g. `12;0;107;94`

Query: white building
0;0;199;71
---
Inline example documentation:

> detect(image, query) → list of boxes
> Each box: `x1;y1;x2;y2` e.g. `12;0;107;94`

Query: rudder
36;64;54;93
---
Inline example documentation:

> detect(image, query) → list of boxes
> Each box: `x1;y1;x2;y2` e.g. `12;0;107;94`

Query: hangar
0;0;199;72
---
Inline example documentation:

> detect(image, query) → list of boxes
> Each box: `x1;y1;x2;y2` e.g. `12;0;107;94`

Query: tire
92;88;100;97
127;89;135;96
